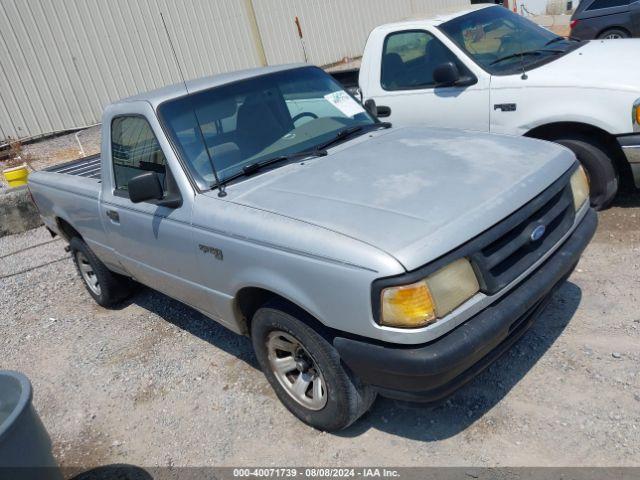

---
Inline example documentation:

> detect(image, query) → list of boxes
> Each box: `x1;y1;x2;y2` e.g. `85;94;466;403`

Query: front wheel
553;136;619;210
251;301;376;431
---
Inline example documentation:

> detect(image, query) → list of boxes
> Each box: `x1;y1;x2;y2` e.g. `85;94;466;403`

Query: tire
251;301;376;431
69;237;133;307
597;28;629;40
553;136;619;210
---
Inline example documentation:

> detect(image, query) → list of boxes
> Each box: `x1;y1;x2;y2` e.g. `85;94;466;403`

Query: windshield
158;66;375;189
440;7;581;75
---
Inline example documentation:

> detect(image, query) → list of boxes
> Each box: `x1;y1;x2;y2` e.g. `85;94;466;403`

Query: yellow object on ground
3;164;29;187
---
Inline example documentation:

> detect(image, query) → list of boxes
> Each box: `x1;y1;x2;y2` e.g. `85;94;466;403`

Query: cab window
381;30;467;91
158;67;373;189
111;116;167;192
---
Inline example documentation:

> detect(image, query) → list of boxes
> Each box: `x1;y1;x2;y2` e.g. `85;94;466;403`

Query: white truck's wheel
554;136;619;210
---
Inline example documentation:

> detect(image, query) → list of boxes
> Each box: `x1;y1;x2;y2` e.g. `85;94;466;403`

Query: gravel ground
1;198;639;471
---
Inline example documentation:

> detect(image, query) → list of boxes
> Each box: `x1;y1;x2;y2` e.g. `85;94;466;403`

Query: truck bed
29;152;102;219
45;154;101;180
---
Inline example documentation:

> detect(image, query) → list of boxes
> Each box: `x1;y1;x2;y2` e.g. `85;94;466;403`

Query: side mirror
433;61;461;86
364;99;392;118
128;172;164;204
364;99;378;117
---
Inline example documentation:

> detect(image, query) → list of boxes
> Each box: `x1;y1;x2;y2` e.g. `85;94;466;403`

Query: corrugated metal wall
0;0;470;142
254;0;471;65
0;0;262;141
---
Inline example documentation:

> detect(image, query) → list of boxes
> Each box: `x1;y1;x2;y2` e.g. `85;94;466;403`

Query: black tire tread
552;135;619;210
251;299;376;431
597;28;630;39
69;237;132;307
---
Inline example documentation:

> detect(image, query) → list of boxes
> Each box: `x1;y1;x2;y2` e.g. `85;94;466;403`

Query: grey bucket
0;370;61;480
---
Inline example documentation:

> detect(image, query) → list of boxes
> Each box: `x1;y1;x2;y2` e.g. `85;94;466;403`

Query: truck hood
522;40;640;92
221;127;575;271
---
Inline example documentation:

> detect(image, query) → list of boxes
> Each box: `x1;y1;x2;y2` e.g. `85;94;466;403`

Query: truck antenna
514;6;528;80
160;12;227;197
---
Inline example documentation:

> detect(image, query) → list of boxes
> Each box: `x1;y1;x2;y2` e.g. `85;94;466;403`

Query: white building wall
0;0;470;141
518;0;577;15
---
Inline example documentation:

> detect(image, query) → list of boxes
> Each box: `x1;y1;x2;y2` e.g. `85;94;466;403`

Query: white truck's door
361;28;490;131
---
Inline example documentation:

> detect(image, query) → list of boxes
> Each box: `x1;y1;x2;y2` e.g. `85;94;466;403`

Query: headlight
570;165;590;211
380;258;480;329
633;98;640;132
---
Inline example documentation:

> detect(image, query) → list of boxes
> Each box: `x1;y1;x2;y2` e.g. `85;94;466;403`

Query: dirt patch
53;424;111;471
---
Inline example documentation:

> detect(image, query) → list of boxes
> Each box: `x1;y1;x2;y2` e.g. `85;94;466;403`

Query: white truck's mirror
364;99;378;117
433;61;461;86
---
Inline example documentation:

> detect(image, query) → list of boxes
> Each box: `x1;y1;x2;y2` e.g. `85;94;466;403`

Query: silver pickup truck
29;64;597;431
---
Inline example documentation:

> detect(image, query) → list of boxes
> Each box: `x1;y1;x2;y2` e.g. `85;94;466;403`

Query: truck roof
373;4;493;32
113;63;308;109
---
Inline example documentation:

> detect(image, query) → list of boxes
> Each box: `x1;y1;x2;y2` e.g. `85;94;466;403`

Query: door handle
106;209;120;223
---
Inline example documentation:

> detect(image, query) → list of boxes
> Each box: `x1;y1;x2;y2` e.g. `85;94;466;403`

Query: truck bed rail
45;154;101;180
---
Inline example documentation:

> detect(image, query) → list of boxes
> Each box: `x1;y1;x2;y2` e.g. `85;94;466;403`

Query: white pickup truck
334;4;640;209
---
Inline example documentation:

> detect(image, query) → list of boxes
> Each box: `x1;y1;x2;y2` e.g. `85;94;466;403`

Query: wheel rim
605;33;623;39
76;251;101;296
266;331;327;411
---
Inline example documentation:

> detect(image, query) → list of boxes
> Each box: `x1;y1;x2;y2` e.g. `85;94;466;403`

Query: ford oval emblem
530;224;546;242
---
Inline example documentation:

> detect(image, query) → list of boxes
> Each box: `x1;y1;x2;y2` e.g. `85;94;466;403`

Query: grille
469;172;576;295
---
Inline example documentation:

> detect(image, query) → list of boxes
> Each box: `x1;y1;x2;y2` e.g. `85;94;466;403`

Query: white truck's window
440;7;582;75
111;116;167;192
158;66;375;189
381;30;466;91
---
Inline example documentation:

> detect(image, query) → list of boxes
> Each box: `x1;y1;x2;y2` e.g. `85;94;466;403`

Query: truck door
363;29;490;131
100;110;211;313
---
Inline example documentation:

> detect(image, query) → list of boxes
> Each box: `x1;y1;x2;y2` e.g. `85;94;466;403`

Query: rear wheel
598;28;629;39
251;301;376;431
553;136;619;210
69;237;133;307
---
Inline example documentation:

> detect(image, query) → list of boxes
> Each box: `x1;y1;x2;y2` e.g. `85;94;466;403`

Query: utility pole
294;16;309;63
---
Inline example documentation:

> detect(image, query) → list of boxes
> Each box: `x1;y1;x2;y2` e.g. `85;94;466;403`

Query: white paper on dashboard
324;91;365;118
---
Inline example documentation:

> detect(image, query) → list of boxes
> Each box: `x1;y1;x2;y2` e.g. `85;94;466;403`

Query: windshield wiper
313;125;365;151
544;36;566;46
215;123;391;188
242;149;328;175
313;122;391;152
217;149;328;187
490;48;564;66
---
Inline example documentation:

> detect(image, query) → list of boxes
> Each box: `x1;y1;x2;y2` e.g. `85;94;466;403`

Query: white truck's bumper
618;134;640;189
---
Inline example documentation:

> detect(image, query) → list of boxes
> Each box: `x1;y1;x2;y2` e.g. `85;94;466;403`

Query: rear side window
381;30;467;91
111;116;167;192
587;0;630;10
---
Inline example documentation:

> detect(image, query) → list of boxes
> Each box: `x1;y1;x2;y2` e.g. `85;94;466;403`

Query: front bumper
333;208;597;403
618;134;640;189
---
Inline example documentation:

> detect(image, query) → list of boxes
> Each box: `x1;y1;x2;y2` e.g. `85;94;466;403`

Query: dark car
570;0;640;39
